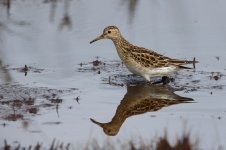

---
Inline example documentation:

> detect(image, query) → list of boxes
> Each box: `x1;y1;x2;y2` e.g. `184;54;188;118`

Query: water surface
0;0;226;149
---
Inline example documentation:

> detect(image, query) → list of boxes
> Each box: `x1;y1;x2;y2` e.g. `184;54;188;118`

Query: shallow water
0;0;226;149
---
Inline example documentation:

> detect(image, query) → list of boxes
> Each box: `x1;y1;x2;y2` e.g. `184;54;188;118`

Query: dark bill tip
90;118;102;126
90;39;97;44
89;35;104;44
90;118;95;122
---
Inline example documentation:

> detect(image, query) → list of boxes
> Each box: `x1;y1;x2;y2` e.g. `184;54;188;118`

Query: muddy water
0;0;226;149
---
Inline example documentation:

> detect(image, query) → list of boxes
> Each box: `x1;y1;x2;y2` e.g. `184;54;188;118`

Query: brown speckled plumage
90;26;198;81
90;84;193;136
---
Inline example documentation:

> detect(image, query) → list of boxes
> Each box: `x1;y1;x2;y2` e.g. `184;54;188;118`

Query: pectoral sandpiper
90;26;198;83
90;84;193;136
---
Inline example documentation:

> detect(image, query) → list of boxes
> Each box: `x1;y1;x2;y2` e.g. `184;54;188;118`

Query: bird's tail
170;57;198;69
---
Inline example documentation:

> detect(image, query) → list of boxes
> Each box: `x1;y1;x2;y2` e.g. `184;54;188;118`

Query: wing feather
126;45;198;68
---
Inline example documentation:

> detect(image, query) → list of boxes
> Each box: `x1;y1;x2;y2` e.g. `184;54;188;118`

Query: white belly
146;66;178;76
125;62;178;81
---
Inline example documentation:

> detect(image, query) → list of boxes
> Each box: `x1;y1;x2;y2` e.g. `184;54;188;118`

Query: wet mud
0;81;77;121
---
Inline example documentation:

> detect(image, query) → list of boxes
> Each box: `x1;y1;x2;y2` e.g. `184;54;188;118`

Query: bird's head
90;26;121;44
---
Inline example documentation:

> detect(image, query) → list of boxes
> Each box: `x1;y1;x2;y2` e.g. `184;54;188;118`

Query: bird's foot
162;76;173;85
152;76;174;85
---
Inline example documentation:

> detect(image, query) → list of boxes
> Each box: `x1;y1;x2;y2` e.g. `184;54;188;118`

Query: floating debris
210;72;223;81
74;96;80;104
193;57;196;69
108;76;111;84
78;58;123;74
5;65;44;76
79;62;83;67
49;98;63;104
92;60;102;66
42;121;61;125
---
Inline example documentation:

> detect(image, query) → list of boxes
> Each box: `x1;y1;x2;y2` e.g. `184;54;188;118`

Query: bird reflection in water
90;84;193;136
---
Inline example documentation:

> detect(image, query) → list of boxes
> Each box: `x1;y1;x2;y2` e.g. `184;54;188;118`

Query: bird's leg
151;79;162;84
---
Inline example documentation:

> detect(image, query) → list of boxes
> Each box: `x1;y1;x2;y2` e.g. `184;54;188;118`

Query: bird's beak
90;34;105;44
90;118;105;127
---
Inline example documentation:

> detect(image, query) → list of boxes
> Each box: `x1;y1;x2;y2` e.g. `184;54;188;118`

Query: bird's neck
112;36;130;46
111;36;132;59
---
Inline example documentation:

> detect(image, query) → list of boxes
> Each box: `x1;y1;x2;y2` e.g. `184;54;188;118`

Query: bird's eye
108;30;111;34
